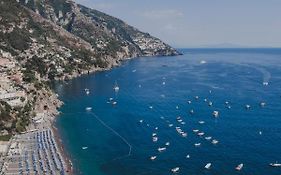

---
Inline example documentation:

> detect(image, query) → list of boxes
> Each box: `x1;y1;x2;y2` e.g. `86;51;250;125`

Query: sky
75;0;281;48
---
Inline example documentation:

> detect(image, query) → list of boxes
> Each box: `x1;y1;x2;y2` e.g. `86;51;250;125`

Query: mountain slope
0;0;180;135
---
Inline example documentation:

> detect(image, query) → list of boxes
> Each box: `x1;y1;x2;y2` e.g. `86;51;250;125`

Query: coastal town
0;50;70;174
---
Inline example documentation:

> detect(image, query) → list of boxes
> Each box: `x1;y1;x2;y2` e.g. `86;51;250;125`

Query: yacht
171;167;180;173
269;162;281;167
205;163;212;169
235;163;244;171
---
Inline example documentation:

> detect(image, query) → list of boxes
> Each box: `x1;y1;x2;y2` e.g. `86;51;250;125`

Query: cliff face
0;0;180;135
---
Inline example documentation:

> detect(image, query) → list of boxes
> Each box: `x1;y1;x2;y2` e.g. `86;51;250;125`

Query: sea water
55;48;281;175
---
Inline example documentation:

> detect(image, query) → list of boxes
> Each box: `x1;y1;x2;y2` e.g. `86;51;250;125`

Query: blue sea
54;48;281;175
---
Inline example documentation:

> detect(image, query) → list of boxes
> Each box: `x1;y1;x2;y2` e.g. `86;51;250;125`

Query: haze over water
54;48;281;175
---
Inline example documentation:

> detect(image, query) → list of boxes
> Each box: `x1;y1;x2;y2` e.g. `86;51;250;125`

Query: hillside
0;0;180;136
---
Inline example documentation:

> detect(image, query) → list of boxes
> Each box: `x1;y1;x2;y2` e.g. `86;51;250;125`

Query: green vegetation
0;134;12;141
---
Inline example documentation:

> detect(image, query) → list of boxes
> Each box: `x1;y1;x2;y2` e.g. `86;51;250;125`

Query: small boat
181;133;187;137
204;98;207;102
112;101;117;105
150;156;157;160
86;90;90;95
168;124;174;127
187;100;192;104
208;102;213;106
190;109;194;114
259;131;262;135
197;132;205;136
152;133;157;137
260;102;266;107
152;137;158;142
200;60;207;64
193;129;199;133
165;142;170;146
109;97;113;101
199;121;205;124
158;147;166;152
139;120;143;123
235;163;244;171
132;69;137;72
177;119;183;122
194;143;201;147
225;101;229;105
181;122;185;125
171;167;180;173
205;136;212;140
227;105;231;109
176;106;179;109
149;106;153;109
212;139;219;144
162;82;166;85
269;162;281;167
205;163;212;169
113;81;120;92
212;111;219;117
155;127;158;130
186;154;190;159
177;116;181;120
195;96;199;100
85;107;92;111
263;82;269;86
245;105;251;110
82;147;88;150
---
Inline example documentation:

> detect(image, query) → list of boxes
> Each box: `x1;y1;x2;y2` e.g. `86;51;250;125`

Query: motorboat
82;147;88;150
186;154;190;159
85;107;92;111
269;162;281;167
193;129;199;133
195;96;199;100
152;133;157;137
181;133;187;137
208;102;213;106
194;143;201;147
152;137;158;142
165;142;170;146
197;132;205;136
168;124;174;127
187;100;192;104
245;105;251;109
190;109;194;114
171;167;180;173
263;82;269;86
158;147;166;152
235;163;244;171
150;156;157;160
112;101;117;105
113;81;120;92
199;121;205;124
205;136;212;140
212;139;219;144
212;111;219;117
205;163;212;169
260;102;266;107
200;60;207;64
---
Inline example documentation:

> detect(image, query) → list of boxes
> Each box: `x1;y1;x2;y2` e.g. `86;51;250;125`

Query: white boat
86;90;90;95
194;143;201;147
176;106;179;109
195;96;199;99
200;60;207;64
208;102;213;106
181;133;187;137
190;109;194;114
260;102;266;107
177;116;181;120
193;129;199;133
171;167;180;173
152;133;157;137
186;154;190;159
168;124;174;127
199;121;205;124
158;147;166;152
113;81;120;92
139;120;143;123
149;106;153;109
181;122;185;125
212;111;219;117
187;100;192;104
245;104;251;109
132;69;137;72
235;163;244;171
263;82;269;86
205;163;212;169
269;162;281;167
197;132;205;136
109;97;113;101
225;101;229;105
165;142;170;146
204;98;207;102
82;147;88;150
152;137;158;142
259;131;262;135
85;107;92;111
212;139;219;144
150;156;157;160
205;136;212;140
162;82;166;85
177;119;183;122
155;127;158;130
112;101;117;105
